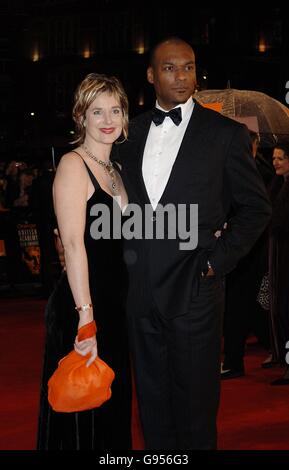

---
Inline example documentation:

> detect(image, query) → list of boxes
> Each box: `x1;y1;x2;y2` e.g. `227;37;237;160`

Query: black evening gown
269;178;289;365
37;160;132;450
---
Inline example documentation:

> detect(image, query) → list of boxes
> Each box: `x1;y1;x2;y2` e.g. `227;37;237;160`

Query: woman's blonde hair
72;73;129;145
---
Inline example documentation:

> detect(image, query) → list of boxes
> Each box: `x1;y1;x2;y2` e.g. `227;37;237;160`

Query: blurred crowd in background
0;158;61;297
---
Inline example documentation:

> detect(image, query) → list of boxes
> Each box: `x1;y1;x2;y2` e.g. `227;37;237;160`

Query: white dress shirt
142;97;194;209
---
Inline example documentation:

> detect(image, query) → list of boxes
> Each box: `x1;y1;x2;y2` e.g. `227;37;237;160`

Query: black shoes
261;354;278;369
221;363;245;380
271;377;289;385
271;368;289;385
262;361;278;369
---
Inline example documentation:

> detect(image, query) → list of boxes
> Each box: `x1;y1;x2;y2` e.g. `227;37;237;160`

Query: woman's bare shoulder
58;149;84;166
54;150;87;183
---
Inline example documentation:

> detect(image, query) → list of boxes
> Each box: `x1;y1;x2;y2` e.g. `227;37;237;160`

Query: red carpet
0;298;45;450
0;297;289;450
218;338;289;450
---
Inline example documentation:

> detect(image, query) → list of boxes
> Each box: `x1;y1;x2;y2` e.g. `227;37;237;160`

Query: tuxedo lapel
130;112;153;206
158;102;208;206
128;103;210;207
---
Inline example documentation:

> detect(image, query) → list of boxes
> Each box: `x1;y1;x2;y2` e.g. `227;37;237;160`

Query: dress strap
112;160;122;176
71;150;100;190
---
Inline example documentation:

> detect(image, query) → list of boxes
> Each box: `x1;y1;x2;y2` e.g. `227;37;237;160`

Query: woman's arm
53;153;97;365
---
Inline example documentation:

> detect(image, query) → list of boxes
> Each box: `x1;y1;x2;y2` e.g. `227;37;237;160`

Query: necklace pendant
82;144;118;194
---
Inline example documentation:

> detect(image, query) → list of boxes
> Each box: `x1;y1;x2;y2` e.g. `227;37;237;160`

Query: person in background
0;172;7;210
37;73;132;449
13;169;34;208
31;159;60;298
4;161;26;208
268;142;289;385
117;37;272;449
221;130;273;379
251;131;275;186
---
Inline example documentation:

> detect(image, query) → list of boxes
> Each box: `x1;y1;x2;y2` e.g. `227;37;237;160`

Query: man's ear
147;66;154;84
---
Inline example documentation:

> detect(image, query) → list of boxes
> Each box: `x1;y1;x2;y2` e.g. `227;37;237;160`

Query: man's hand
201;261;215;278
206;266;215;277
53;228;66;269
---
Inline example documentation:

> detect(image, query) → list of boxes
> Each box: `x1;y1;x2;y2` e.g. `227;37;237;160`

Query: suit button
123;249;137;265
151;216;156;222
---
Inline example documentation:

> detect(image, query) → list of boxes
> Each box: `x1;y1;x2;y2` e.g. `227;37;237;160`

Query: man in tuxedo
119;37;272;449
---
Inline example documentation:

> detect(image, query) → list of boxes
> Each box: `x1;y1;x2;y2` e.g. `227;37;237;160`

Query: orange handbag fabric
48;321;115;412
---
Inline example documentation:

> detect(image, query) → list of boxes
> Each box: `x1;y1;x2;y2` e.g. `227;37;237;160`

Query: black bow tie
152;107;182;126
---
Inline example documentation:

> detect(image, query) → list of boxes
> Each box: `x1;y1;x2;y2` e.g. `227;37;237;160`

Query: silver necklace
82;144;118;194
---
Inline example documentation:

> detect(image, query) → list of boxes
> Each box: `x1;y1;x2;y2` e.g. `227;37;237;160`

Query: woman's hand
74;334;98;367
75;312;96;366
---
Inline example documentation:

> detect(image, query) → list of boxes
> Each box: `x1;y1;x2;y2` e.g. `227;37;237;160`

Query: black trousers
127;276;224;450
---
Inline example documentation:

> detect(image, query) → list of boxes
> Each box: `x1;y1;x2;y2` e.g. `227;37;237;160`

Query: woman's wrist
75;303;92;312
78;309;94;328
75;303;93;325
77;320;97;341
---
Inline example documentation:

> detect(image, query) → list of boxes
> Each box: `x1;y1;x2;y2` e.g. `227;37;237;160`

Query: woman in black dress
269;143;289;385
37;73;131;449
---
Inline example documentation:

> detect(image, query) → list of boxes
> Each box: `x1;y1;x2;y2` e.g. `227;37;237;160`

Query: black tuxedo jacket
118;101;272;319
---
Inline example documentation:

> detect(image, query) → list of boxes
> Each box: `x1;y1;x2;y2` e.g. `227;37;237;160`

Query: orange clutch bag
48;321;115;412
